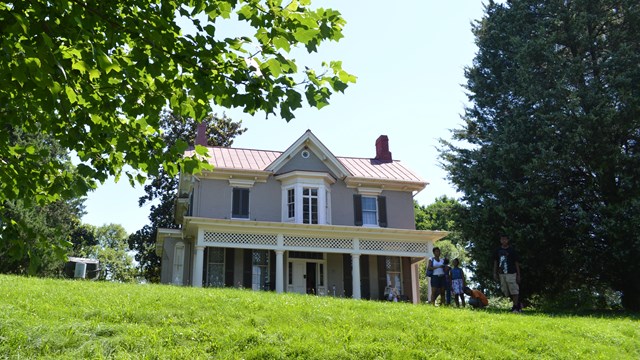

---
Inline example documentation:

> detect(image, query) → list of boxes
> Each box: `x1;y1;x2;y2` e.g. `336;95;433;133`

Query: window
232;188;249;219
172;242;185;285
277;172;334;224
206;248;225;287
362;197;378;225
353;195;387;227
252;250;270;291
302;187;318;224
385;256;402;294
287;188;295;218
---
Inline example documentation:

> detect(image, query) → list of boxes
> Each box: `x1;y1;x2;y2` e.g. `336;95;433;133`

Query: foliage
77;224;137;282
1;275;639;359
440;0;640;310
415;196;468;302
129;111;246;282
0;128;87;275
1;0;354;268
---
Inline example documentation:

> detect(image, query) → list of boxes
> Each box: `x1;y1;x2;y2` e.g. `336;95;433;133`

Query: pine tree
441;0;640;310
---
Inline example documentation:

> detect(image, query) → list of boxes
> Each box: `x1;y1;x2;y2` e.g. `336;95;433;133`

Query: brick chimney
195;121;207;146
375;135;392;162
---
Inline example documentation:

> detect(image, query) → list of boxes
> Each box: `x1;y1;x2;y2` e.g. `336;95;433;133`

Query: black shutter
377;256;387;300
225;248;234;287
343;254;352;297
202;247;208;286
243;249;252;288
269;251;276;291
377;196;387;228
360;255;370;300
241;189;249;216
402;257;412;300
353;194;363;226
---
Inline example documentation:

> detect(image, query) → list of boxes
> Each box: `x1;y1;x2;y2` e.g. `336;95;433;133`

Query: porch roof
157;218;448;258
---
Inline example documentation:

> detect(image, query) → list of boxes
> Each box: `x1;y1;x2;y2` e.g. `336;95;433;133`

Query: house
156;129;447;303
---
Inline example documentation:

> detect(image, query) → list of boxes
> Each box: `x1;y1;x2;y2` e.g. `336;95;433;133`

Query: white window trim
278;172;335;224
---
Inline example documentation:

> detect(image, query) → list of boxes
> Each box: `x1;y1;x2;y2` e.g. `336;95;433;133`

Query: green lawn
0;275;638;359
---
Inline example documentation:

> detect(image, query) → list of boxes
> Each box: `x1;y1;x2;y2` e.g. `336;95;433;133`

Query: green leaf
273;36;291;52
293;28;319;44
65;86;77;104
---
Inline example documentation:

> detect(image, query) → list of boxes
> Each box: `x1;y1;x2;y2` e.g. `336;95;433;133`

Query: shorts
499;273;519;296
430;275;446;288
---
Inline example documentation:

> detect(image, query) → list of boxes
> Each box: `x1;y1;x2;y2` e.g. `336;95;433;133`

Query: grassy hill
0;275;638;359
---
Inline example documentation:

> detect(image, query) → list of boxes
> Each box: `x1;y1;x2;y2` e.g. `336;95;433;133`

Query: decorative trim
345;176;427;192
356;187;383;196
275;171;336;185
266;131;350;178
228;178;256;188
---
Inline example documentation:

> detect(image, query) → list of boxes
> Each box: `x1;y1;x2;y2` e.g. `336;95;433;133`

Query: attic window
301;150;310;158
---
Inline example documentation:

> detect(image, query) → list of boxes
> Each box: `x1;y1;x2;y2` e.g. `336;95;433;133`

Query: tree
0;127;87;275
1;1;355;265
415;196;468;302
79;224;137;282
440;0;640;310
129;111;246;282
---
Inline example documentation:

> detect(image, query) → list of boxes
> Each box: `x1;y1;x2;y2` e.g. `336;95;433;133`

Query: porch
157;218;447;304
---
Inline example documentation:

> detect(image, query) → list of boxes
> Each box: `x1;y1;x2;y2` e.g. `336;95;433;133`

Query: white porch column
411;263;419;304
275;250;284;293
192;245;205;288
351;253;361;300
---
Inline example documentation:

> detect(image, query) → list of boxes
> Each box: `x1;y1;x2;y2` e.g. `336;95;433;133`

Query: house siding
276;150;335;176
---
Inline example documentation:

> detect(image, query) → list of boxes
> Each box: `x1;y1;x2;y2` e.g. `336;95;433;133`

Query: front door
306;262;317;294
291;261;306;294
289;260;320;295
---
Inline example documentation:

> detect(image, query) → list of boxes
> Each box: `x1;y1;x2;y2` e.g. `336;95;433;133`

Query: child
463;286;488;308
443;258;452;305
450;258;466;307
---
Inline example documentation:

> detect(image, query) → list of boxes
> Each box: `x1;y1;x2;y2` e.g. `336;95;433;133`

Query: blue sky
81;1;487;233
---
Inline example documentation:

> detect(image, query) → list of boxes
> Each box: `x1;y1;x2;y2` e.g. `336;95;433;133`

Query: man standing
493;234;522;312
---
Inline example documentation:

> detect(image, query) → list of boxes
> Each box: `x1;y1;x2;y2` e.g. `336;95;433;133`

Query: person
443;258;452;305
463;286;488;308
384;285;399;302
493;234;522;313
428;247;446;305
450;258;466;307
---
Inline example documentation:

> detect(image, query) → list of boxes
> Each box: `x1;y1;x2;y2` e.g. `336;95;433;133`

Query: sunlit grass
0;275;638;359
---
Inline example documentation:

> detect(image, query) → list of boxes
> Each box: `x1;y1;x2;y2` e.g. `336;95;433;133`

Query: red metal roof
186;147;424;183
338;157;424;183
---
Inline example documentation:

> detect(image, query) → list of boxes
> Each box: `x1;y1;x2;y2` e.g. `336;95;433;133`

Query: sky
81;1;488;234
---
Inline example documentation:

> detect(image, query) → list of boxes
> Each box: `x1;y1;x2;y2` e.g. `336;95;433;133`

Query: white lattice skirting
202;231;428;257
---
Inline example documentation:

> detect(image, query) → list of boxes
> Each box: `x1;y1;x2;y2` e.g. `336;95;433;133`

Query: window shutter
377;256;387;300
377;196;387;227
243;249;252;288
269;251;276;291
353;194;363;226
225;248;234;287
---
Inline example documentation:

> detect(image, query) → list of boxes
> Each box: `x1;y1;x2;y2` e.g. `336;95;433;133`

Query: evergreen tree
129;112;246;282
441;0;640;310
